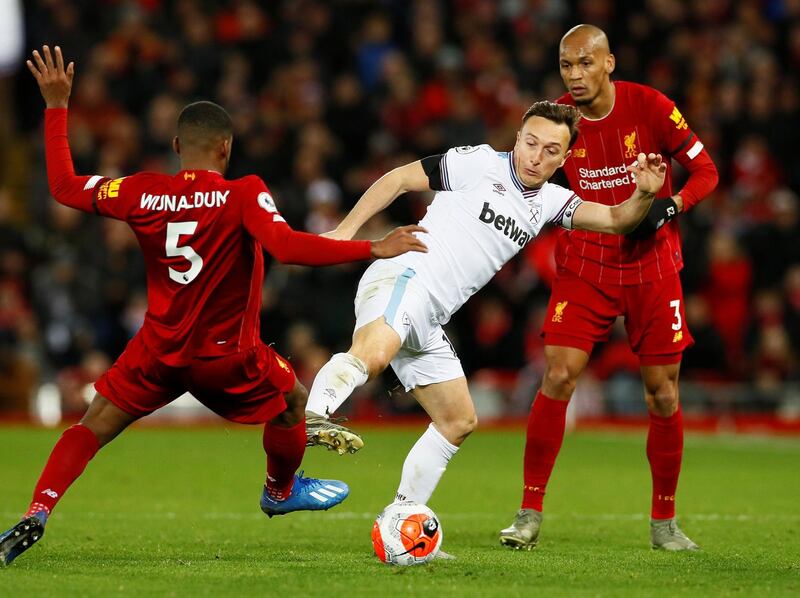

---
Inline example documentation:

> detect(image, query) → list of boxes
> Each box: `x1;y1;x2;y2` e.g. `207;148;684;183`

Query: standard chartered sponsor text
578;162;632;191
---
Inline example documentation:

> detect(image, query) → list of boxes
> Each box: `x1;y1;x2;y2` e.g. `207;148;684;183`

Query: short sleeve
439;144;493;192
542;183;584;230
94;176;136;221
650;91;702;160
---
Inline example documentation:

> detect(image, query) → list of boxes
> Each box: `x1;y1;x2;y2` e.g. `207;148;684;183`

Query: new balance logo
41;489;58;499
309;485;346;503
479;202;531;247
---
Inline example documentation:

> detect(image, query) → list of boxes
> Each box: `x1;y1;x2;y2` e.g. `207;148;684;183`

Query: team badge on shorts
552;301;568;323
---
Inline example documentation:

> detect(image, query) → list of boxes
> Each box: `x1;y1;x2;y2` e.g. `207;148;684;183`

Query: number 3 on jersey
166;221;203;284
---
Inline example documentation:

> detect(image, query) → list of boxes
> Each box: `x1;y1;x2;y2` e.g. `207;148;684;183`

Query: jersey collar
508;151;541;200
576;81;617;122
177;169;223;179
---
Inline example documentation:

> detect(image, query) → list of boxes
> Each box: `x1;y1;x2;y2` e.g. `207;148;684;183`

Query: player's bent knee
542;363;577;398
440;413;478;445
458;412;478;437
465;412;478;436
79;421;114;448
362;350;392;376
285;381;309;411
80;394;136;448
647;383;679;416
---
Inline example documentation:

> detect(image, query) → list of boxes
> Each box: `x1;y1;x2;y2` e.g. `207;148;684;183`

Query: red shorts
94;333;296;424
541;270;694;366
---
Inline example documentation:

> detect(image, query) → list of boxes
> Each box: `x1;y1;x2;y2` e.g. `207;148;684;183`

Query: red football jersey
45;107;371;366
91;171;283;365
556;81;706;285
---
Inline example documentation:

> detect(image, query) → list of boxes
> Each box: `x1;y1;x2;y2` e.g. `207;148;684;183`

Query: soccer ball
371;501;443;565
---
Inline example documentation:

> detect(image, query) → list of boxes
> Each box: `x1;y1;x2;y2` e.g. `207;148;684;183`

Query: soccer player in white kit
305;102;666;519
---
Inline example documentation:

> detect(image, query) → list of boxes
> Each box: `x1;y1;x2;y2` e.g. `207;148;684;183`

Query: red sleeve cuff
356;240;372;260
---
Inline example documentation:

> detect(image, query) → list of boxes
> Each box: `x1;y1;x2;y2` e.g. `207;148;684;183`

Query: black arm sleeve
626;197;680;239
421;154;445;191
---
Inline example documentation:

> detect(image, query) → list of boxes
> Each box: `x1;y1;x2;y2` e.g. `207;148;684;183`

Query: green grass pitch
1;424;798;596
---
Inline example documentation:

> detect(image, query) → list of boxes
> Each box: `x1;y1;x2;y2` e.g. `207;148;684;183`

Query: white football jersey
389;144;583;324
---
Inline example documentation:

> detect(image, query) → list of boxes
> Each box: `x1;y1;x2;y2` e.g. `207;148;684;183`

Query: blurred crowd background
1;0;799;424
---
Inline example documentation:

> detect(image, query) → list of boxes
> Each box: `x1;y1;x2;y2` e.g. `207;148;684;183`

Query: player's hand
628;152;666;195
370;225;428;258
26;45;74;109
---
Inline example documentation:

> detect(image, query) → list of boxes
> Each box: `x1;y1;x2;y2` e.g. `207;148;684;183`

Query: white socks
306;352;369;417
308;355;459;505
395;423;459;504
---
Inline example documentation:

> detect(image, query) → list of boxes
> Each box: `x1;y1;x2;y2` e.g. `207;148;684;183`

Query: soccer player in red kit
0;46;427;566
500;25;719;551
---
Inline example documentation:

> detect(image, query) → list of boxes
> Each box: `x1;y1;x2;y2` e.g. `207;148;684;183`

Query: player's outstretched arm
27;45;104;214
572;152;666;234
324;161;431;240
250;223;428;265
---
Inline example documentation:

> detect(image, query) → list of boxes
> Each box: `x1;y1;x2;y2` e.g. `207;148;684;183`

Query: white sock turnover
306;352;369;417
395;423;459;504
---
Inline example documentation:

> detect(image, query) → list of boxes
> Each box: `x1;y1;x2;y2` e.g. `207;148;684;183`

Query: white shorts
354;261;464;391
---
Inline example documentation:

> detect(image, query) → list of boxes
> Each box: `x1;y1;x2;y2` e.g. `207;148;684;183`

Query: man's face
559;36;614;106
513;116;570;188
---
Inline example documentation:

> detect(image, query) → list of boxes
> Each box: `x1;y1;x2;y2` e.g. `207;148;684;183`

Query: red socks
521;391;569;511
25;424;100;520
520;390;683;519
263;420;306;500
647;408;684;519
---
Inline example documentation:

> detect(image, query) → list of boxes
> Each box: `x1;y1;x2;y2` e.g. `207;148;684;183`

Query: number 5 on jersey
166;221;203;284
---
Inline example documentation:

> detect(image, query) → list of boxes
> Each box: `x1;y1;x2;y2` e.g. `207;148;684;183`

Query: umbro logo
493;183;506;195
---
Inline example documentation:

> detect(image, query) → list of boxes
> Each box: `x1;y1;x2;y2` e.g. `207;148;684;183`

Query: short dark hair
521;101;581;148
177;101;233;149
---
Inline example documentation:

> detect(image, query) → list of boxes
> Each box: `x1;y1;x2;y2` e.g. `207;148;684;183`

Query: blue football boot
0;514;46;566
260;472;349;517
